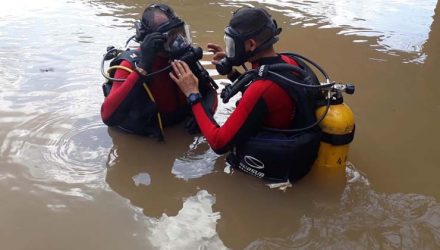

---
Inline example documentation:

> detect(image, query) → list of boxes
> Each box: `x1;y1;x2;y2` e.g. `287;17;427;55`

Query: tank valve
332;83;355;95
104;46;119;60
345;84;355;94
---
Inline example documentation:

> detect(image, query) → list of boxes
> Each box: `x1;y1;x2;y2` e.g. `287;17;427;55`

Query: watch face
188;93;201;104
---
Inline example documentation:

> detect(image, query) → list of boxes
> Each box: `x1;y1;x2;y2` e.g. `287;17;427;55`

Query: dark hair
229;7;277;45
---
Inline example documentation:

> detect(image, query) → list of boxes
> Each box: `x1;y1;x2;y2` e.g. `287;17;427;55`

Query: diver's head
135;4;192;57
224;7;281;65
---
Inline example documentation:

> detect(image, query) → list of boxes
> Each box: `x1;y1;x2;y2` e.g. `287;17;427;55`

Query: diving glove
138;32;166;71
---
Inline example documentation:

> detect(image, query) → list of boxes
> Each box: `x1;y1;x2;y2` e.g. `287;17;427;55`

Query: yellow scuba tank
315;85;355;168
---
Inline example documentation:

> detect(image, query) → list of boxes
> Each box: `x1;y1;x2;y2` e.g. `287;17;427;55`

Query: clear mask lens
163;24;192;52
171;34;190;51
224;34;235;58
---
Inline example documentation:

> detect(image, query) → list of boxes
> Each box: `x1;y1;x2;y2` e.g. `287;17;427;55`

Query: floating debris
40;67;54;72
266;180;292;191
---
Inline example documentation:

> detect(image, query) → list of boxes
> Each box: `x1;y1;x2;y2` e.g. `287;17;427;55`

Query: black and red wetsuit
191;54;321;181
101;52;217;136
192;55;298;154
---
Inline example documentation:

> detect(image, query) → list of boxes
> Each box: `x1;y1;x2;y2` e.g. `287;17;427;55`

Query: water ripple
172;136;221;180
245;163;440;249
1;115;111;185
221;0;436;63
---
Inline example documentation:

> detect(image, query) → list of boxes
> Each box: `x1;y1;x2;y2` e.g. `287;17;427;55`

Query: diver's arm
171;59;267;154
100;60;143;126
192;83;270;154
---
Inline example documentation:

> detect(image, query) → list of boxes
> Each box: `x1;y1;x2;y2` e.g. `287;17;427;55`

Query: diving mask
163;24;192;55
224;34;236;58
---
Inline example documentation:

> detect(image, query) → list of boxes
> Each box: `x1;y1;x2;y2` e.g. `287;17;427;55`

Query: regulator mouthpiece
215;57;233;75
176;46;203;65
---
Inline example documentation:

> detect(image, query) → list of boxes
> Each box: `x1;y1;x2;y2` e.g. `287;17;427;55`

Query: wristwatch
187;93;202;105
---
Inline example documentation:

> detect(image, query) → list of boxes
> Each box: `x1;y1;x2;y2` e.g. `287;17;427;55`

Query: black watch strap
187;93;202;105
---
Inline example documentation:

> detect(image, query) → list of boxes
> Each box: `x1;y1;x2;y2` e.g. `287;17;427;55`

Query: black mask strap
141;4;180;34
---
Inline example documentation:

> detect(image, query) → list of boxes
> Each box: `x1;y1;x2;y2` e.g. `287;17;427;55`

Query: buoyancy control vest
102;49;142;98
102;49;188;137
227;54;322;183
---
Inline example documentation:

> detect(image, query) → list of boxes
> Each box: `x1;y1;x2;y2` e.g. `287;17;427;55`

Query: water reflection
0;0;439;248
223;0;438;63
103;107;348;248
147;190;227;249
0;0;130;186
245;164;440;249
0;115;110;185
105;126;206;217
171;136;220;180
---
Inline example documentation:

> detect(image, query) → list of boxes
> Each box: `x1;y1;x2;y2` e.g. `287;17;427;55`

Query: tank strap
142;83;164;136
110;49;141;67
321;125;355;145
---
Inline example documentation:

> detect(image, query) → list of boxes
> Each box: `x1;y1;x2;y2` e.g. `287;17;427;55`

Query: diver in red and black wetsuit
101;4;217;138
170;7;322;182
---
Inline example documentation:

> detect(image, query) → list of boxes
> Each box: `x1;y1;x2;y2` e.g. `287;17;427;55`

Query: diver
100;3;217;139
170;7;325;183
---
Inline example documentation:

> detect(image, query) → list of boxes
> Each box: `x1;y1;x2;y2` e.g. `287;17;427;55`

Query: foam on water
148;190;228;250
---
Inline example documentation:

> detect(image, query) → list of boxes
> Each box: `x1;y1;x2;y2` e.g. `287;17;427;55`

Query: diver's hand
207;43;226;65
170;60;199;97
138;32;166;71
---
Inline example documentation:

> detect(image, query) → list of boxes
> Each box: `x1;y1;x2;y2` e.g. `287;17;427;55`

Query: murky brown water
1;0;439;249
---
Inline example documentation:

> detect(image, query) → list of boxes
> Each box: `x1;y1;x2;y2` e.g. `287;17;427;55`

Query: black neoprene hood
141;3;184;34
229;7;273;34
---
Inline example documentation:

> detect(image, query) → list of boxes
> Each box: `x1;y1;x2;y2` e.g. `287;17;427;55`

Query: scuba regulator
220;52;355;131
101;3;219;91
101;45;218;91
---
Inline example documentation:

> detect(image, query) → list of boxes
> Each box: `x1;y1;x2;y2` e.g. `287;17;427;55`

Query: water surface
0;0;439;249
